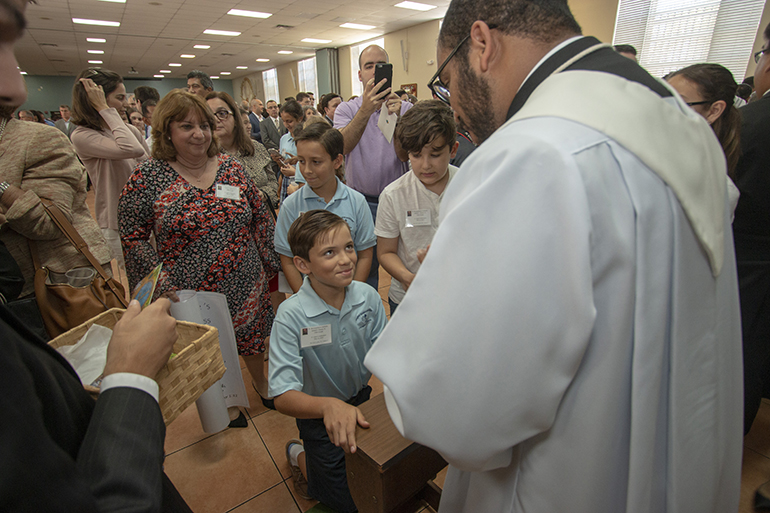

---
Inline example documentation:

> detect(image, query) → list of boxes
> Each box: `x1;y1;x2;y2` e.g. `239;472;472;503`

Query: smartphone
374;63;393;94
268;148;287;166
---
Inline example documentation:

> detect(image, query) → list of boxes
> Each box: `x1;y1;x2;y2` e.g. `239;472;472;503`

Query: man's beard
455;63;498;144
0;105;16;120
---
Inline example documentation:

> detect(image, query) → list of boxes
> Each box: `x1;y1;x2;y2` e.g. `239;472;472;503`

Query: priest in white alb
364;1;743;512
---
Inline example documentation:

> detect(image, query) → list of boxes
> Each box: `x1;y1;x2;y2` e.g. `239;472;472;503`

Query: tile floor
86;190;770;512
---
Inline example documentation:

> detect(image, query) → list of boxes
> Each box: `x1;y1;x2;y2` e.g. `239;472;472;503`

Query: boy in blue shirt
269;210;387;513
274;121;376;293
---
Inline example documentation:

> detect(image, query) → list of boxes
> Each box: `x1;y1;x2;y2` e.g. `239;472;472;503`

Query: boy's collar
305;177;346;202
297;276;366;317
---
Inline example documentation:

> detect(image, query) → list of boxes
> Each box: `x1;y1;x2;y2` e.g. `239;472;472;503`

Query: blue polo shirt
274;177;376;257
268;278;388;400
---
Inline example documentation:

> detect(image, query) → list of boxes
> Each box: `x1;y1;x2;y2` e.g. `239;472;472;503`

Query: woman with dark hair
667;63;742;215
667;64;742;177
205;91;279;206
70;68;149;275
318;93;342;125
276;99;306;203
119;90;280;414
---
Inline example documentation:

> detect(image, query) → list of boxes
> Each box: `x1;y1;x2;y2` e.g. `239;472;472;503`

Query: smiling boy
269;210;387;512
375;100;459;314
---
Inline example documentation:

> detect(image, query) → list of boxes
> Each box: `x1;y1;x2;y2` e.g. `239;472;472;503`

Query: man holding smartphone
334;45;412;290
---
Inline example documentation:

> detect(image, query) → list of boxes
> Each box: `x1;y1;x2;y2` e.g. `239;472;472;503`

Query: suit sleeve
0;313;164;513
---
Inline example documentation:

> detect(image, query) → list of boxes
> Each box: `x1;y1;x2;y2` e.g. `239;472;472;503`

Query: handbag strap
34;199;128;307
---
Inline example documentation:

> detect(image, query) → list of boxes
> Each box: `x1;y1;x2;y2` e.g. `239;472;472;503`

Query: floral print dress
119;154;281;355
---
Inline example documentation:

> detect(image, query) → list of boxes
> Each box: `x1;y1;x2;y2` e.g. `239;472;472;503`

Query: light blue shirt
274;177;376;257
279;132;304;183
268;278;387;400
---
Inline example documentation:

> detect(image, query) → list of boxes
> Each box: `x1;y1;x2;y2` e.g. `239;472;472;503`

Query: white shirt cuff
100;372;160;403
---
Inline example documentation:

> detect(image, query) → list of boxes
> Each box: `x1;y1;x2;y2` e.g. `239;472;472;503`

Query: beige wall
276;61;300;102
383;20;442;101
339;46;353;100
231;74;265;104
570;0;620;43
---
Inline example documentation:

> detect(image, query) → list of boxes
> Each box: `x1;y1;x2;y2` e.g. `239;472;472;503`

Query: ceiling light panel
203;29;241;37
87;50;104;54
180;54;195;58
277;50;293;54
302;38;332;44
193;45;210;49
227;9;272;18
86;38;107;43
340;23;376;30
72;18;120;27
256;58;270;62
394;1;437;11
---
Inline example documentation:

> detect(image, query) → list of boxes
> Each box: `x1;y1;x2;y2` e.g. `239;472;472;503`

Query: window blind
613;0;765;81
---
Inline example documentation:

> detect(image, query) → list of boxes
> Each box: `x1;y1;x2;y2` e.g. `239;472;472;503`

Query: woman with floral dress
118;90;280;417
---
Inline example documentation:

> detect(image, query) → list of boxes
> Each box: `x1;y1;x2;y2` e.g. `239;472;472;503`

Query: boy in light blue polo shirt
274;121;376;293
269;210;387;513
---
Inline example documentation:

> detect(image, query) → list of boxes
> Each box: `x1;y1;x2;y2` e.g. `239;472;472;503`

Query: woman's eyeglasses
214;110;232;121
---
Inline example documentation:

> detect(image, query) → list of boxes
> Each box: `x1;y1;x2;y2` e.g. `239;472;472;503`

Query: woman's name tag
301;324;332;349
215;184;240;200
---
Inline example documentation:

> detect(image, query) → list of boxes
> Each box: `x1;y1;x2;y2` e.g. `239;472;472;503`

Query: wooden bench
345;393;447;513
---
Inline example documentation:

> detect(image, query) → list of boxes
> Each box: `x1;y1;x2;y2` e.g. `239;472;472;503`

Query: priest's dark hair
668;63;741;179
613;44;637;56
439;0;582;62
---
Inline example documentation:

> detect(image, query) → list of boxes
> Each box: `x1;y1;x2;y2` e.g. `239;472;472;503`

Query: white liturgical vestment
364;39;742;513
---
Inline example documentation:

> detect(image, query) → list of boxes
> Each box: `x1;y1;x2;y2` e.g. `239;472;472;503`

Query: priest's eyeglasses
213;110;232;121
686;100;711;107
428;24;497;106
755;47;769;64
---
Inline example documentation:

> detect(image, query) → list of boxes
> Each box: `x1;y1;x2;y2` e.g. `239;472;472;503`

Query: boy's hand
322;398;370;453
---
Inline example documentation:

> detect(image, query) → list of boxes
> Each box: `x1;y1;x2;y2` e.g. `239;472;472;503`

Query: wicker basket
49;308;226;426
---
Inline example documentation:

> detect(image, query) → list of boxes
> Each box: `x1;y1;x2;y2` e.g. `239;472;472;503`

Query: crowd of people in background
2;0;770;510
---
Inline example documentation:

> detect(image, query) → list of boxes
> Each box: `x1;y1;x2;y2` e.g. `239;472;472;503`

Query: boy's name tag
300;324;332;349
405;209;431;227
215;184;240;200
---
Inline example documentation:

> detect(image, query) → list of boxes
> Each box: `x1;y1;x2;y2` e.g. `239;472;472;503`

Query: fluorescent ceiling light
72;18;120;27
86;38;106;43
256;58;270;62
160;69;171;73
211;76;220;79
87;49;104;54
394;1;436;10
227;9;272;18
180;54;195;59
236;66;248;69
220;71;231;75
204;29;241;37
98;0;126;3
88;60;103;64
20;71;27;75
169;63;182;66
153;74;164;78
302;38;332;44
193;44;210;49
340;23;376;30
277;50;293;54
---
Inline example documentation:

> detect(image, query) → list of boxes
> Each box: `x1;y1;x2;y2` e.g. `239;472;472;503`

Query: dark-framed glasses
214;109;232;121
686;100;711;107
754;48;769;64
428;34;470;105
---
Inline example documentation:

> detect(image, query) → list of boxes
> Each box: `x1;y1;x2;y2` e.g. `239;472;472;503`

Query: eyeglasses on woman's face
213;109;232;121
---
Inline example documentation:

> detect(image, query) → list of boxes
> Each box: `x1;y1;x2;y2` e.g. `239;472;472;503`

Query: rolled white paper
170;290;229;434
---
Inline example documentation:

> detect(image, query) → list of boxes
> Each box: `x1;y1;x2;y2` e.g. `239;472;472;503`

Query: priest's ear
704;99;727;125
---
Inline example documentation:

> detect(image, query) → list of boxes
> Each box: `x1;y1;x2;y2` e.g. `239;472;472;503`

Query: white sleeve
100;372;159;402
365;134;597;472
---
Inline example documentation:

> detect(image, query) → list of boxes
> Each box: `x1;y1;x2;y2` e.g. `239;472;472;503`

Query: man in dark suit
248;98;263;142
0;2;191;509
54;104;75;138
259;99;287;150
734;21;770;510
